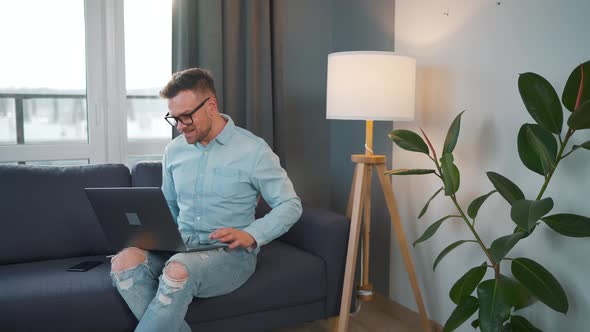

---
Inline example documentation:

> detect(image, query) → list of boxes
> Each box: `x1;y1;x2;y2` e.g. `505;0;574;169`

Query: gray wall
394;0;590;330
273;0;396;297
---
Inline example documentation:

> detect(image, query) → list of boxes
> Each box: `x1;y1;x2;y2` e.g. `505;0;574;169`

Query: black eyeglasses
164;97;211;127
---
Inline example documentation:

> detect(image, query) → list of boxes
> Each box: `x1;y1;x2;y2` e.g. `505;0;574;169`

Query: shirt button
197;217;201;221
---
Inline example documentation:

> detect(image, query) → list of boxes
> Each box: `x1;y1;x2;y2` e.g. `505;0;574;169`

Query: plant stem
427;145;499;274
423;127;499;275
427;157;444;179
561;148;576;160
536;129;574;200
449;194;497;267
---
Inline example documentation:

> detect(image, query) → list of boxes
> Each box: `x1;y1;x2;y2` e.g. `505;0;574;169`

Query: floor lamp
326;51;431;332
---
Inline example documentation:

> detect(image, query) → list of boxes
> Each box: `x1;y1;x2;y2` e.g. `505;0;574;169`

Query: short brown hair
160;68;217;99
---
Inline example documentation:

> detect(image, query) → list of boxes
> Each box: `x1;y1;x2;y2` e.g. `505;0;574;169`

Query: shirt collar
214;114;235;145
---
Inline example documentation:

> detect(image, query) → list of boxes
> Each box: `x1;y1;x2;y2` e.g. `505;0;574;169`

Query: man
109;68;302;332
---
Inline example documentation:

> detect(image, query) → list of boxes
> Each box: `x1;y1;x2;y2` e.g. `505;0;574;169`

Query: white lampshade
326;51;416;121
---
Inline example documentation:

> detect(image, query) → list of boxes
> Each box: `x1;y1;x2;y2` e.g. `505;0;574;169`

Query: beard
181;117;212;144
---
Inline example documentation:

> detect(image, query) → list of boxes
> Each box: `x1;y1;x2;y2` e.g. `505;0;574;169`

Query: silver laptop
85;187;226;252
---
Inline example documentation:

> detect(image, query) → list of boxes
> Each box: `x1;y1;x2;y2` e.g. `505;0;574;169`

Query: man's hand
210;228;256;249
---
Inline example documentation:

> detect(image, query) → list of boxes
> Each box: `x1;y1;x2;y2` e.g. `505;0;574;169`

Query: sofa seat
0;255;135;332
0;241;326;331
186;240;326;324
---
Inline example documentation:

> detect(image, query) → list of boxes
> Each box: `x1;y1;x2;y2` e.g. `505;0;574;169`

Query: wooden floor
271;295;442;332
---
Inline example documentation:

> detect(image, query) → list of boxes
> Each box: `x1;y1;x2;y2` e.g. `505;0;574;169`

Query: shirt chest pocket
210;167;252;199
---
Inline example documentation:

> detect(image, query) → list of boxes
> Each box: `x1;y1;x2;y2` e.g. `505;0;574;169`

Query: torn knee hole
121;247;148;259
165;262;189;280
163;262;189;288
111;248;148;272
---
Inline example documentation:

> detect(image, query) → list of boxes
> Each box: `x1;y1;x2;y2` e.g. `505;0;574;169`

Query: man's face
168;90;213;144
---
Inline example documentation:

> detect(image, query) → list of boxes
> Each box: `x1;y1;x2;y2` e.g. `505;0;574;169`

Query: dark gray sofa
0;162;350;332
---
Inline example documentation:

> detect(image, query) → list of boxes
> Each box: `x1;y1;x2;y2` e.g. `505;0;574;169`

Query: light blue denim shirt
161;114;302;249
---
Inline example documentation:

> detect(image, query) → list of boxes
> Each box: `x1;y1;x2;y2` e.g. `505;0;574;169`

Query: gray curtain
171;0;396;298
172;0;275;149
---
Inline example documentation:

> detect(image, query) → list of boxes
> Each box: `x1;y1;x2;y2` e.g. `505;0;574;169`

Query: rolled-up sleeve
243;143;302;247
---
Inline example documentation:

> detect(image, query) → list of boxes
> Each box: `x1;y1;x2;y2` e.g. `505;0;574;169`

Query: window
0;0;172;166
0;98;16;145
124;0;172;163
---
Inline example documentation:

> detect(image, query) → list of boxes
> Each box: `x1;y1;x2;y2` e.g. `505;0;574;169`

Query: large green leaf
418;187;444;219
486;172;525;205
511;257;569;314
385;169;436;176
388;130;429;154
489;232;527;262
440;153;460;195
518;72;563;134
433;240;477;271
510;315;542;332
443;296;479;332
413;215;459;246
562;60;590;112
517;124;557;176
526;126;556;174
510;198;554;231
478;279;512;332
443;111;465;155
542;213;590;237
567;99;590;130
479;276;531;323
450;264;487;305
501;276;533;311
468;190;497;219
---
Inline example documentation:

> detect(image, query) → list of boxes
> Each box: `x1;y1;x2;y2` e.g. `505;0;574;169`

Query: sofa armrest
278;207;350;317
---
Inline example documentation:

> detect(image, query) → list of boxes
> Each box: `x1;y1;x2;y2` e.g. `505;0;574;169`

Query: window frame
0;0;171;165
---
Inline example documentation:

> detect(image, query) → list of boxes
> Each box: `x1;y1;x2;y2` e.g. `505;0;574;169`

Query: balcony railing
0;92;160;145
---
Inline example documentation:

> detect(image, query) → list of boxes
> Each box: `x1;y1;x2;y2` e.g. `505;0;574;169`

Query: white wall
392;1;590;330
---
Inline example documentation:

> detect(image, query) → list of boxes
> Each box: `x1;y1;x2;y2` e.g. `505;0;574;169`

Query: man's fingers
210;228;250;249
211;228;231;239
219;234;236;243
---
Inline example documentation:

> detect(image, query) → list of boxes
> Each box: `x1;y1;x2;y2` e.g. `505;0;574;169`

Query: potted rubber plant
387;60;590;331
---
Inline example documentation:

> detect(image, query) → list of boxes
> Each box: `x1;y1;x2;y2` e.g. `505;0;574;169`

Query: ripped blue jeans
110;248;257;332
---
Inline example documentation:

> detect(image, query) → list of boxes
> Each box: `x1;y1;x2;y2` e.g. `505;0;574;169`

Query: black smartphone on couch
67;261;102;272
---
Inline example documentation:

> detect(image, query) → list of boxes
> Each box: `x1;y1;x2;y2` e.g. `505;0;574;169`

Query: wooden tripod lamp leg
345;164;374;303
359;165;373;301
337;163;367;332
376;164;431;332
345;165;358;220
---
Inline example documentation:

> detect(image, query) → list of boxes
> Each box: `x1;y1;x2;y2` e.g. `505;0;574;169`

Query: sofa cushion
0;164;131;264
131;160;162;187
186;241;326;323
0;255;136;332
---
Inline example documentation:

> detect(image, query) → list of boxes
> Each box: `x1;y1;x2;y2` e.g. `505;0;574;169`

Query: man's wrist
244;231;258;250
